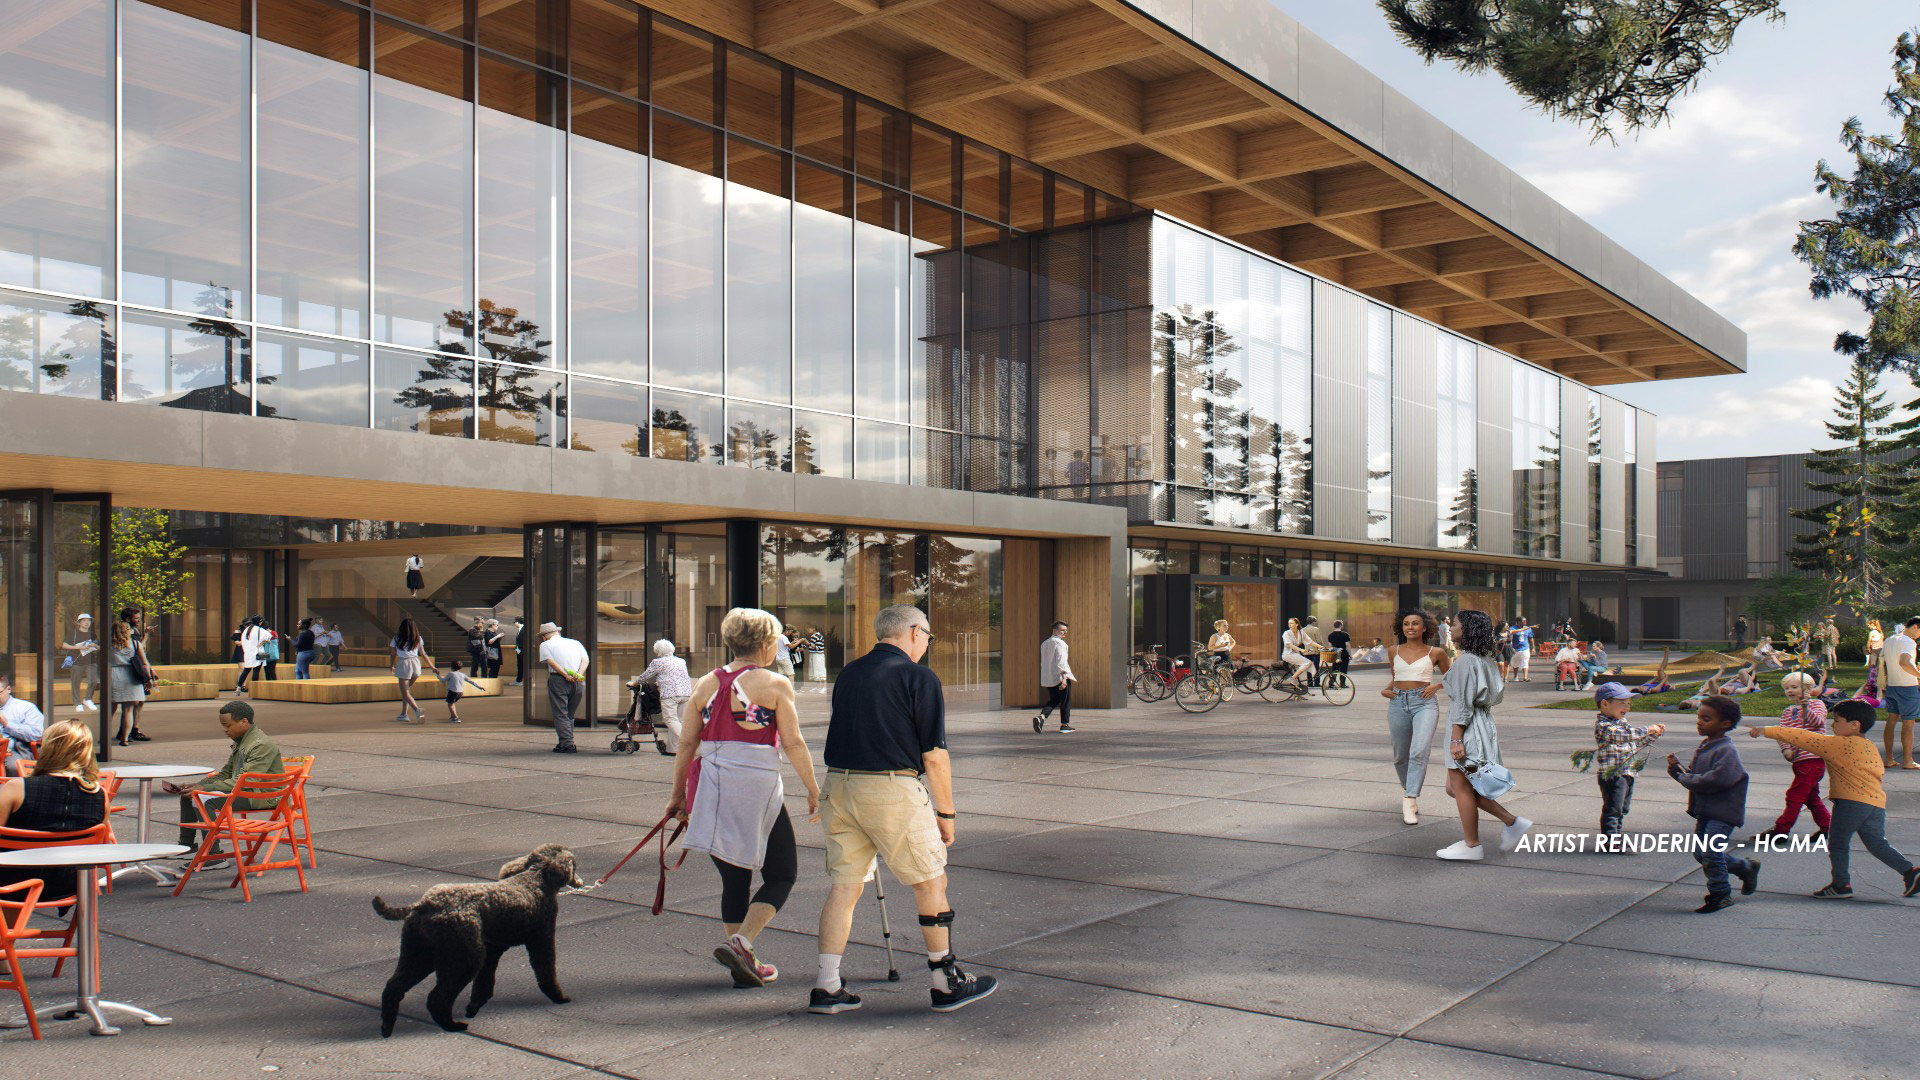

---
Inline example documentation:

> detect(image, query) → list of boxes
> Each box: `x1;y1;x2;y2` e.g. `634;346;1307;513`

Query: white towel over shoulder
683;740;784;870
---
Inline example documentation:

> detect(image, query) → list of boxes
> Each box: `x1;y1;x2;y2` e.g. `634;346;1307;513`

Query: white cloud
1664;193;1856;357
1668;374;1836;444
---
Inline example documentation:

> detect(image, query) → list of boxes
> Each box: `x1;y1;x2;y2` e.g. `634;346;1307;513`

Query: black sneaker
1903;867;1920;898
129;730;152;742
1057;724;1076;733
552;745;578;754
929;957;998;1012
1031;715;1044;733
1812;883;1855;899
1737;860;1761;896
807;985;862;1015
1694;893;1735;914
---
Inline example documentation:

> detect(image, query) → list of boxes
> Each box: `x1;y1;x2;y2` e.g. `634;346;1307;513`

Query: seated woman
0;719;109;902
1578;640;1613;688
1754;636;1783;670
1554;643;1583;688
1631;646;1674;696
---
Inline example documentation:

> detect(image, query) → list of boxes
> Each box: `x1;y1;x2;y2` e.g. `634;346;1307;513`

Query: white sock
928;948;952;990
815;953;842;992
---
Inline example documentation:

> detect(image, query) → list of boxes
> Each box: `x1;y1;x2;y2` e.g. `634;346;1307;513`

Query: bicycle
1173;668;1226;713
1128;645;1181;703
1258;657;1356;706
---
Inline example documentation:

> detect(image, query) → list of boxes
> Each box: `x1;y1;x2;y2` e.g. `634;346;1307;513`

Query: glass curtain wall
1435;333;1478;550
1511;362;1560;558
1364;303;1392;542
1149;218;1312;532
1;0;1144;495
1623;409;1639;564
1587;390;1604;563
759;524;1001;706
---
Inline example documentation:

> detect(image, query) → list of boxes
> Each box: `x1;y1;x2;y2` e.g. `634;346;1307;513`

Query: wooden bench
149;663;334;684
247;675;502;705
49;681;221;705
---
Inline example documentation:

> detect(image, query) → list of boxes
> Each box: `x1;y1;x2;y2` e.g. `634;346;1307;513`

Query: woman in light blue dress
1436;609;1532;861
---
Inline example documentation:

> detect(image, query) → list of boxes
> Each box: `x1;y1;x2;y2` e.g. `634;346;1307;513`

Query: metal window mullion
112;0;123;401
248;0;259;417
470;42;480;439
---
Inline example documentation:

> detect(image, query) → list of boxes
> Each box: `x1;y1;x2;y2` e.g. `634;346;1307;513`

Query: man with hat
537;621;590;754
163;701;284;859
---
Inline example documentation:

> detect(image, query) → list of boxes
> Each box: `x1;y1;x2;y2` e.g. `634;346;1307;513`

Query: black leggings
713;805;796;924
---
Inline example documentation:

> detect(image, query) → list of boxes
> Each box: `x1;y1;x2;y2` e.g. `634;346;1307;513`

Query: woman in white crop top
1382;609;1451;825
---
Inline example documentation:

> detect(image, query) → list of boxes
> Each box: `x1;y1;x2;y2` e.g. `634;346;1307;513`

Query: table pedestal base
3;998;173;1036
107;861;176;884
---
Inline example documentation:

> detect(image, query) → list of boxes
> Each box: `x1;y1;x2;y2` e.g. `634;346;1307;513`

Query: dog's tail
371;896;416;921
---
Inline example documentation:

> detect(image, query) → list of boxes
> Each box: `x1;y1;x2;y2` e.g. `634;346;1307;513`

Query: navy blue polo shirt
824;643;947;772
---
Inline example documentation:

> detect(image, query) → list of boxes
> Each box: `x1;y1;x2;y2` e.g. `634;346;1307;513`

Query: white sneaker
1436;841;1485;861
1401;797;1419;825
1499;817;1533;852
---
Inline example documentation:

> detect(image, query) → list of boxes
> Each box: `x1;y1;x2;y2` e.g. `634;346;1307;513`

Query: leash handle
578;813;687;915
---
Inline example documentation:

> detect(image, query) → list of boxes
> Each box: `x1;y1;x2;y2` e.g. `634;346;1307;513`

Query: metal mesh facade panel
1475;347;1514;556
1390;314;1439;548
1560;383;1590;561
1637;410;1658;567
1310;281;1368;540
1600;397;1627;564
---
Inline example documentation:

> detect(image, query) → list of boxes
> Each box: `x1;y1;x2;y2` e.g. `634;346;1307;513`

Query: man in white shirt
1033;622;1076;734
1881;617;1920;770
0;676;46;767
537;621;590;754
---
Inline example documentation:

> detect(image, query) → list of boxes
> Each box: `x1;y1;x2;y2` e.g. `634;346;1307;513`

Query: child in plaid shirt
1760;672;1831;839
1593;682;1665;835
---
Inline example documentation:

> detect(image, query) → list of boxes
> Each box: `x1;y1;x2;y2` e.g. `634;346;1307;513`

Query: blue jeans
1694;817;1753;898
1827;798;1913;889
295;649;316;679
1387;689;1440;798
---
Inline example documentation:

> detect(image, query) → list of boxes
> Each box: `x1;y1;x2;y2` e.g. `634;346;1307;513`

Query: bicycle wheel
1129;670;1166;704
1174;672;1223;713
1319;671;1356;706
1234;664;1271;694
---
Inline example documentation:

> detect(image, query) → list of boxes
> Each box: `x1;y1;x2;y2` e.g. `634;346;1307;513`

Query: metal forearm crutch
872;857;900;981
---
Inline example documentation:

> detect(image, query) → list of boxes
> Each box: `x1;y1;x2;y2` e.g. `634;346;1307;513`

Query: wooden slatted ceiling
624;0;1736;386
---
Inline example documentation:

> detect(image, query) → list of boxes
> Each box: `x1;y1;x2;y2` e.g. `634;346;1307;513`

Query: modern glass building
0;0;1743;731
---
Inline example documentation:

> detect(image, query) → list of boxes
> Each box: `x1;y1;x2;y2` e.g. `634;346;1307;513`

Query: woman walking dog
665;608;821;988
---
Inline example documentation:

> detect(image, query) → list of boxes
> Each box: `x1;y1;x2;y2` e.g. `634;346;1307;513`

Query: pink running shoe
714;936;778;987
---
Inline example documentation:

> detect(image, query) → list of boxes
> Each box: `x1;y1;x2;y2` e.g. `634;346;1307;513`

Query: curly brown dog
373;843;582;1036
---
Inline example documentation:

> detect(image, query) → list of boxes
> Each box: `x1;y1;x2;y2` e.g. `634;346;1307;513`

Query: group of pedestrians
231;615;343;690
662;604;995;1015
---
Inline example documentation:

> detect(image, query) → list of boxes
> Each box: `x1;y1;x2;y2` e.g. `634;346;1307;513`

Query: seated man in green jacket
164;701;285;854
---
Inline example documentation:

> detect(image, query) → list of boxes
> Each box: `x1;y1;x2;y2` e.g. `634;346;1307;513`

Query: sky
1271;1;1917;460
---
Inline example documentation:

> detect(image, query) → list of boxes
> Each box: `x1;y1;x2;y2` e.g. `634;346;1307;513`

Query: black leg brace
920;909;957;968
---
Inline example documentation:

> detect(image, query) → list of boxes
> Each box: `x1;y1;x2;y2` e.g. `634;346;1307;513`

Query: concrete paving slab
1353;817;1704;883
1200;850;1662;940
603;974;1387;1080
1410;944;1918;1078
941;783;1203;826
1229;775;1429;812
1029;763;1301;799
947;824;1328;893
318;809;652;872
1003;896;1554;1032
1330;1039;1617;1078
301;790;503;834
397;772;666;812
1102;798;1413;850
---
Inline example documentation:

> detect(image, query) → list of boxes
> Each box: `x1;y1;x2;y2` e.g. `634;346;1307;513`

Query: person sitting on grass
1665;695;1759;914
1654;667;1726;712
1631;647;1674;696
1577;640;1613;690
1754;636;1782;670
1749;699;1920;899
1718;665;1761;696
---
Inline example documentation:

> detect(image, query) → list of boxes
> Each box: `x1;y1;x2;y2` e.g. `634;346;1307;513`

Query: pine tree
1790;359;1901;612
1379;1;1784;140
1794;32;1920;376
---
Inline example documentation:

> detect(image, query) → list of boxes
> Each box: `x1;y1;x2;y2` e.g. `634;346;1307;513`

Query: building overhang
644;0;1743;386
1131;522;1636;574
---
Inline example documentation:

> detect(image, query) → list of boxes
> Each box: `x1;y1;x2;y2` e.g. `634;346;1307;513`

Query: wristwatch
935;810;957;820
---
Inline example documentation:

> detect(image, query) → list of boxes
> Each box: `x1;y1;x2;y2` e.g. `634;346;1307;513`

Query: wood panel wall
1053;536;1114;709
1000;538;1048;710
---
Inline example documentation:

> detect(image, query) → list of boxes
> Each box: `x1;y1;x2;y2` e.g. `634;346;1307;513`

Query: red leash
572;813;688;915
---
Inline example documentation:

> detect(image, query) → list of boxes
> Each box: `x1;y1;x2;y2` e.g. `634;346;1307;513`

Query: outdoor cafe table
0;843;188;1035
105;765;208;884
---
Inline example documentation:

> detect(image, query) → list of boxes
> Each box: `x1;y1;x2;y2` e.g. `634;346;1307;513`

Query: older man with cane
806;603;997;1015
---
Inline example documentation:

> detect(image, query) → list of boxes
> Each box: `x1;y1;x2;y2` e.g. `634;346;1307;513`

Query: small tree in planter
85;507;192;623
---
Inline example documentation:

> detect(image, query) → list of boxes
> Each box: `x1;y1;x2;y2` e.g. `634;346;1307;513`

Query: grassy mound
1535;664;1871;720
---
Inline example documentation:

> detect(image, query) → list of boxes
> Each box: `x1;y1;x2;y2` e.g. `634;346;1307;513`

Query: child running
1749;700;1920;899
1665;695;1759;913
1592;683;1664;835
443;660;475;723
1758;672;1831;840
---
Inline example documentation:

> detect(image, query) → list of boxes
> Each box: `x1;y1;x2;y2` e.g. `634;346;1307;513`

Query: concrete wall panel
1390;314;1438;548
1312;280;1369;539
1560;385;1590;560
1475;348;1514;555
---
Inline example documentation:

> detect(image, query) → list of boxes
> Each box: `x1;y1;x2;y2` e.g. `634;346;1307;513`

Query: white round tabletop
0;843;189;868
107;764;210;780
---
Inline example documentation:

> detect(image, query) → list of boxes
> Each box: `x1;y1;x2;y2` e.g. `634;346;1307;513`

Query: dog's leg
426;940;483;1032
380;943;435;1038
527;930;570;1004
465;945;507;1018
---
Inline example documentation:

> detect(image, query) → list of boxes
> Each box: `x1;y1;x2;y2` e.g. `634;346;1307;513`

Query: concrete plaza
4;667;1915;1078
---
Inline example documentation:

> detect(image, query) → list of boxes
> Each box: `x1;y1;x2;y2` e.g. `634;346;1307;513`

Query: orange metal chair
0;821;113;978
0;878;50;1040
268;756;317;869
171;773;308;902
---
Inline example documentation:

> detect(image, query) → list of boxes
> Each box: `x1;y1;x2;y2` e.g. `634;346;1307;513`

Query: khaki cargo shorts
821;771;947;886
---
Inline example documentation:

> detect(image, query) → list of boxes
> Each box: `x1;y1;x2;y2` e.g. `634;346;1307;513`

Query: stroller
611;680;672;756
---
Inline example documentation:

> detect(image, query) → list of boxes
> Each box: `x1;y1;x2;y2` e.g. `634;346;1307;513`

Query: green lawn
1537;663;1872;720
